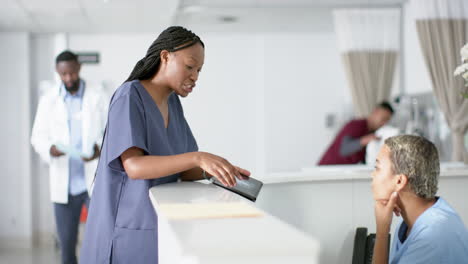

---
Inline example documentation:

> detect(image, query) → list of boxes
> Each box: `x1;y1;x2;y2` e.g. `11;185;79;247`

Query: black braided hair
125;26;204;83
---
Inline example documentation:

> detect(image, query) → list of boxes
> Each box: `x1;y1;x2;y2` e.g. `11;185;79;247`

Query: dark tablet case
211;176;263;202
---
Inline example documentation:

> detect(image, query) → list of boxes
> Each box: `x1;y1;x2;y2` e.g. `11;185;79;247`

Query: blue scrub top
80;80;198;264
390;197;468;264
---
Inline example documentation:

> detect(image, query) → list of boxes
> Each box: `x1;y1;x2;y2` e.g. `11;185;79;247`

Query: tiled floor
0;247;62;264
1;225;86;264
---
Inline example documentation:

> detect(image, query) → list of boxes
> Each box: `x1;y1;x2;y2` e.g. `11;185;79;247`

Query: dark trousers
53;192;89;264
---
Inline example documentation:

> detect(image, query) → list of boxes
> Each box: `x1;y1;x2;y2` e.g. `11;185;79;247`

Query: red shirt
318;119;369;165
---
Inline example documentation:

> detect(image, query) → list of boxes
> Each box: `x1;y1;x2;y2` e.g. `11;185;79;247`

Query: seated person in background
318;102;394;165
372;135;468;264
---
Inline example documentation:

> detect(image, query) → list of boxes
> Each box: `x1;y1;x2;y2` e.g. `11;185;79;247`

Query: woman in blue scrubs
80;26;250;264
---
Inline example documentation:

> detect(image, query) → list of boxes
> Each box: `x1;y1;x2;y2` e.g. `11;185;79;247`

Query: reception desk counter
149;181;320;264
263;162;468;184
149;163;467;264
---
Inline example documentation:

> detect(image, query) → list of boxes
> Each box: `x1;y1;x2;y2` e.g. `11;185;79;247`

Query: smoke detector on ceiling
218;15;237;23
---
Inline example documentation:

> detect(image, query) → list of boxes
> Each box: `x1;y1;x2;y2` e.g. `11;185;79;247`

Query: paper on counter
158;202;264;220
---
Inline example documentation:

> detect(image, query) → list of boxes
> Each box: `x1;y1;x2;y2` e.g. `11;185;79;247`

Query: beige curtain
341;51;398;117
416;19;468;162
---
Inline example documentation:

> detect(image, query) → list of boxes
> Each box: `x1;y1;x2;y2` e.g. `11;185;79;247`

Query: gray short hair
384;135;439;199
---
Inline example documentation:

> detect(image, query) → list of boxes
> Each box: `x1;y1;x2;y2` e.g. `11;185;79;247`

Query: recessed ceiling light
219;15;237;23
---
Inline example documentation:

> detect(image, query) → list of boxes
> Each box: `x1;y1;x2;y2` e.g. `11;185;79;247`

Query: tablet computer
210;176;263;202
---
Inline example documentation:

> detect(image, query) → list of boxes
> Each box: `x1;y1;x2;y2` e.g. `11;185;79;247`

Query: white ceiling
0;0;406;33
0;0;178;33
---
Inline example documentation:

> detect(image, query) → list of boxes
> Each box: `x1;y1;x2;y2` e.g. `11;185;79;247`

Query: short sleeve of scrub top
107;93;149;171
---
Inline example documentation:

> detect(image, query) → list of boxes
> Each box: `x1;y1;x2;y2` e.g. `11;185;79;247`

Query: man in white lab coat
31;50;107;264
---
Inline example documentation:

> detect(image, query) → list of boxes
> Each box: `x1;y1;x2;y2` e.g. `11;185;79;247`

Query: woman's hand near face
374;192;399;235
196;152;250;187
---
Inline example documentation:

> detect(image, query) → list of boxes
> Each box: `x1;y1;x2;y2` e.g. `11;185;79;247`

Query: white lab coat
31;81;108;204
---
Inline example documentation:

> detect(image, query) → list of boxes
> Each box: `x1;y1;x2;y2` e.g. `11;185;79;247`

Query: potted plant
454;43;468;98
453;43;468;162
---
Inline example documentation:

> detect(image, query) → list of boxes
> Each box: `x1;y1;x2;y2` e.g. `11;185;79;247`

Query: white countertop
260;162;468;184
149;181;320;264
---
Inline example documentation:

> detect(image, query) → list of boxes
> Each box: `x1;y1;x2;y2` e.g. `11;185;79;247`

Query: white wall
68;33;267;175
68;33;156;99
183;34;264;175
0;32;33;248
263;33;351;171
29;34;63;245
62;4;438;175
65;31;352;176
403;2;433;94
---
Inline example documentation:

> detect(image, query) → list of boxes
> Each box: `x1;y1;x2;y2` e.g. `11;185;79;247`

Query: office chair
352;227;390;264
